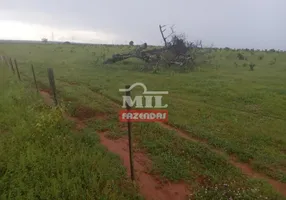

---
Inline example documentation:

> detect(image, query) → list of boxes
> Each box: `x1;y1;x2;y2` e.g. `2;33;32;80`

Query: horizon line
0;39;284;51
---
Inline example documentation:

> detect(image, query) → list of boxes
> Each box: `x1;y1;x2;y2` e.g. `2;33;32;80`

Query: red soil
40;90;54;106
73;105;108;120
99;132;190;200
64;114;86;130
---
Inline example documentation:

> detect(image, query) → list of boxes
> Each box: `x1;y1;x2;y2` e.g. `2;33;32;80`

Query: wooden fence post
4;56;10;69
31;64;39;93
47;68;58;106
14;59;21;81
125;85;135;181
9;58;15;74
3;56;9;68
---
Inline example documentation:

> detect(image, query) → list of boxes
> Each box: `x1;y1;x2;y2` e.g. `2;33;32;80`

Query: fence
0;54;59;106
0;54;135;181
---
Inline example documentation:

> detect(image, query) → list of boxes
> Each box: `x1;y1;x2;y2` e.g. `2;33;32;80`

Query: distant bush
258;55;264;60
237;53;246;60
269;58;276;65
129;41;134;46
249;63;255;71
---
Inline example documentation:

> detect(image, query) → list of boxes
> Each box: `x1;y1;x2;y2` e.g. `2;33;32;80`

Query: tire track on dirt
39;89;191;200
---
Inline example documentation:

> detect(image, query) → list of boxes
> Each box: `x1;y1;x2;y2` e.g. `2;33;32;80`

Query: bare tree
159;24;175;47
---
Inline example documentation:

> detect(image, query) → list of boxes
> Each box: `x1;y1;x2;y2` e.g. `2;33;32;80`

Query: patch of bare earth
99;132;190;200
69;81;78;85
73;105;109;120
40;90;54;106
118;122;128;132
64;114;86;131
0;130;8;134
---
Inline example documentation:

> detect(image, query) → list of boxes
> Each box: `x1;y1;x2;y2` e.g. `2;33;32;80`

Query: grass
0;43;286;199
0;66;142;199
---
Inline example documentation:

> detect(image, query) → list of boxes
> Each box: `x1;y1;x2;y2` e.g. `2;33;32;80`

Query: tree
129;41;134;46
41;38;48;43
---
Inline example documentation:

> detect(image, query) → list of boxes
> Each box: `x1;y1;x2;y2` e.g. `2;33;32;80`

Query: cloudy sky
0;0;285;49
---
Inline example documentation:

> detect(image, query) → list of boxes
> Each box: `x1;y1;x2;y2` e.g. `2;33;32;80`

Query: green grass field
0;43;286;199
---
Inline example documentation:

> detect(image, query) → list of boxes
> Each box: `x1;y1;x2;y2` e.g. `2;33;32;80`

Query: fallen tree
103;24;206;71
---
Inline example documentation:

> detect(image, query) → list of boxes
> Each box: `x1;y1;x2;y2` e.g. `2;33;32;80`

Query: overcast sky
0;0;285;49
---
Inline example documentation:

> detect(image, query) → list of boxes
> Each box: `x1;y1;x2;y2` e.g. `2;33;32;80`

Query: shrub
249;63;255;71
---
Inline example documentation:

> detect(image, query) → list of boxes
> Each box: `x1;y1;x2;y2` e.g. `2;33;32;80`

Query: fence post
125;85;135;181
4;56;10;69
14;59;21;81
0;56;4;67
47;68;58;106
3;56;8;67
9;58;15;74
31;64;39;93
